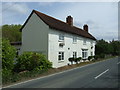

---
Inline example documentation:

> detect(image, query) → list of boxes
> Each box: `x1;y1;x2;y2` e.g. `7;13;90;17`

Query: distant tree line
95;39;120;56
2;24;22;42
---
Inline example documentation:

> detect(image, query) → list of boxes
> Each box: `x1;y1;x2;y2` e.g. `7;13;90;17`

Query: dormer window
73;37;77;43
59;34;64;41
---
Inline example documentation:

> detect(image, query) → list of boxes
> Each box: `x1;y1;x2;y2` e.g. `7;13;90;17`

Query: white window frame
73;52;77;58
82;49;88;59
58;52;64;61
73;37;77;43
59;34;64;41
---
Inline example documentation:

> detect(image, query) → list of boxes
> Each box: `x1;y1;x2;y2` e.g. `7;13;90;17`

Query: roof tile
21;10;96;40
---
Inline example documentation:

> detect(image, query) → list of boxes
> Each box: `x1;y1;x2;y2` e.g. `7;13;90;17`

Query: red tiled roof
21;10;96;40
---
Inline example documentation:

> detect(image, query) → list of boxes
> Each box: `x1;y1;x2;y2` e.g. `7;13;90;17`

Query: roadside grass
3;56;118;87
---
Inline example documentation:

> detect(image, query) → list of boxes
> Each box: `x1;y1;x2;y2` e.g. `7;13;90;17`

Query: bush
88;56;94;61
14;52;52;72
68;57;74;64
74;57;82;64
94;55;99;60
2;39;16;70
2;69;13;84
99;54;105;59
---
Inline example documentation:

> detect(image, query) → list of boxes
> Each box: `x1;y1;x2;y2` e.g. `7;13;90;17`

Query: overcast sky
2;2;118;41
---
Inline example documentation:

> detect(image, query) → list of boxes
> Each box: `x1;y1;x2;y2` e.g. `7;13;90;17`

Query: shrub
2;69;13;84
88;56;94;61
99;54;105;59
74;57;82;64
2;39;16;70
68;57;74;64
15;52;52;72
94;55;99;60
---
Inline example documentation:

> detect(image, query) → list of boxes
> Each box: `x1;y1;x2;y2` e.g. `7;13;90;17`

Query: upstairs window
73;37;77;43
59;34;64;41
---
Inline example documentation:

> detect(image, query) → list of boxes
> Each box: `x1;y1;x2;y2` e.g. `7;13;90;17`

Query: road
3;57;120;88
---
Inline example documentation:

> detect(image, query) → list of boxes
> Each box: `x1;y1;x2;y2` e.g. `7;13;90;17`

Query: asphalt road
3;57;120;88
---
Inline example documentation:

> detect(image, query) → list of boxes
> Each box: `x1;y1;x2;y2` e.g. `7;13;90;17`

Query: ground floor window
82;49;88;59
58;52;64;61
73;52;77;58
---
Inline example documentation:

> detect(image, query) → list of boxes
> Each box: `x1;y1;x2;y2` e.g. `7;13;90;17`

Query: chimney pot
66;16;73;26
83;24;88;32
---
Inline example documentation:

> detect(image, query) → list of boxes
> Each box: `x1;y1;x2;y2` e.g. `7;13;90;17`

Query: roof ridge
33;10;83;29
21;9;96;40
34;10;67;24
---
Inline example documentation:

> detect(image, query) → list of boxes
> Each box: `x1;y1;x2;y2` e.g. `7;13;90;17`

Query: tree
2;24;22;42
95;39;120;57
2;39;16;83
2;39;16;70
95;39;109;55
110;40;120;55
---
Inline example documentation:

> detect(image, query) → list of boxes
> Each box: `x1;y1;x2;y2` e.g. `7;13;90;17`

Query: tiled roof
21;10;96;40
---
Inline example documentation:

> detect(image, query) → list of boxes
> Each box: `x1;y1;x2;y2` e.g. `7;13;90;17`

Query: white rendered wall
48;28;96;68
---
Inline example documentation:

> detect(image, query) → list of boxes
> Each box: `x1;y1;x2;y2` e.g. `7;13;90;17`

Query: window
59;34;64;41
58;52;64;61
83;40;86;45
82;49;88;59
73;37;77;43
73;52;77;58
91;52;93;56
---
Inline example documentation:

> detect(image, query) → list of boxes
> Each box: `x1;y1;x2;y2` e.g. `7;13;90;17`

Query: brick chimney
66;16;73;26
83;24;88;32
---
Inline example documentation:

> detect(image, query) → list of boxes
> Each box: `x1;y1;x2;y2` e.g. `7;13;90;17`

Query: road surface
3;57;120;88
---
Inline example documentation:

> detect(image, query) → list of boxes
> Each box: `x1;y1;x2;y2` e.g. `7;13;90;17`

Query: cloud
97;31;118;41
2;2;30;14
2;2;30;25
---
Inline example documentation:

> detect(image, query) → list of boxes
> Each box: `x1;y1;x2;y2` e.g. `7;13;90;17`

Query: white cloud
2;2;30;14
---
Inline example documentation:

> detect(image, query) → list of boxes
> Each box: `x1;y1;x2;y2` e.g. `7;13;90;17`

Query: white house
19;10;96;68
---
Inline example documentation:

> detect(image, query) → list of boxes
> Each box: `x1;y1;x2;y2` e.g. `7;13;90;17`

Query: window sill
58;40;64;42
58;60;64;63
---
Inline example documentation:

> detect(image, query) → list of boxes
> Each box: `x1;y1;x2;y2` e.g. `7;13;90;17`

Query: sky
2;2;118;41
